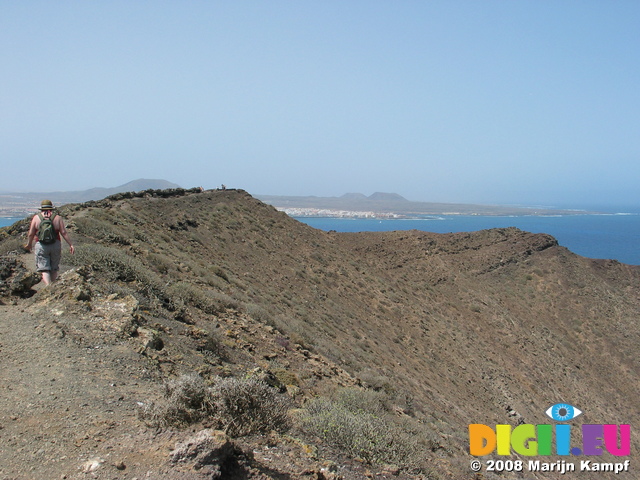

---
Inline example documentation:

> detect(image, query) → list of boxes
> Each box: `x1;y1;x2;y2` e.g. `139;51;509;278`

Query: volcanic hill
0;188;638;480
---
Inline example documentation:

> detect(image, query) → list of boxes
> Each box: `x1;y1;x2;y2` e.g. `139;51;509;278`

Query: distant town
259;193;600;217
276;207;407;219
0;195;39;218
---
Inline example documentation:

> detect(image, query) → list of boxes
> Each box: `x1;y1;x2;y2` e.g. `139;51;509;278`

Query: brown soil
0;188;638;480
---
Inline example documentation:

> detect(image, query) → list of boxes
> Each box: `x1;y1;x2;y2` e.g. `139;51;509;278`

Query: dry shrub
0;237;25;257
269;314;315;350
197;333;226;359
245;303;274;325
140;374;212;427
166;281;238;315
211;377;291;436
357;368;395;394
140;374;291;436
165;374;211;411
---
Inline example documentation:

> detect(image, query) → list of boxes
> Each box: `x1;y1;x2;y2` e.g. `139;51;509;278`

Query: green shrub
210;265;229;282
66;243;164;298
332;387;388;416
148;252;174;275
73;217;132;245
299;388;431;469
273;368;299;387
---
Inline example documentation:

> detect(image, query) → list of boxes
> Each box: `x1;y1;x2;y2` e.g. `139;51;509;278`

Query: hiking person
24;200;75;285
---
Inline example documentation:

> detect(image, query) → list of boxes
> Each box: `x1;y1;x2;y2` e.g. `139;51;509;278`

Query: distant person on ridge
24;200;75;285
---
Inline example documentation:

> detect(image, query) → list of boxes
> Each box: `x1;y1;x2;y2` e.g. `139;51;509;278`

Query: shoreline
281;208;636;220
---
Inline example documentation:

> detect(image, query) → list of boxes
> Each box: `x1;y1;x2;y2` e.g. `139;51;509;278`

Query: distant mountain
368;192;407;202
0;179;182;215
340;192;368;200
47;179;182;203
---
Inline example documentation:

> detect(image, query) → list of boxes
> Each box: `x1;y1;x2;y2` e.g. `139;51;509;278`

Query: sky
1;1;639;208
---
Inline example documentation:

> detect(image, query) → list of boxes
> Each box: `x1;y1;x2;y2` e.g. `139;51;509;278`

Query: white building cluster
277;207;404;219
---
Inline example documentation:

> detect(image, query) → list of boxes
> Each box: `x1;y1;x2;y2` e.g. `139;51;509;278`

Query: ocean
3;208;639;265
295;207;640;266
0;217;25;228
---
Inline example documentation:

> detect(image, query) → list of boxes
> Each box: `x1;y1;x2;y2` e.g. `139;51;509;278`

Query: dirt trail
0;296;172;480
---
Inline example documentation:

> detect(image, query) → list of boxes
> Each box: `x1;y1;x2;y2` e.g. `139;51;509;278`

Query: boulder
169;429;235;475
0;257;39;298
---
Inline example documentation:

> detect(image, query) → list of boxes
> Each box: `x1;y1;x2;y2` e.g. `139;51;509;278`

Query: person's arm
57;217;75;254
24;216;39;251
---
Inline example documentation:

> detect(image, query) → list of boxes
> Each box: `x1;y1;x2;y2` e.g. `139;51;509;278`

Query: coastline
277;207;631;220
258;193;607;218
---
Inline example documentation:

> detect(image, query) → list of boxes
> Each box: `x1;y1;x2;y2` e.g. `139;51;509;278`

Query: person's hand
69;245;75;255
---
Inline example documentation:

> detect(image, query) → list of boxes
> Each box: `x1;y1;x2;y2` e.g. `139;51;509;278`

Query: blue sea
3;208;639;265
0;217;24;227
295;207;640;266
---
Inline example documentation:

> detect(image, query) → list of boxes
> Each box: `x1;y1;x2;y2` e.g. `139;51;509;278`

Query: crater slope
0;188;637;479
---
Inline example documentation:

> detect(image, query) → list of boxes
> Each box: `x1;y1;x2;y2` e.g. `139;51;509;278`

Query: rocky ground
0;256;422;480
1;188;638;480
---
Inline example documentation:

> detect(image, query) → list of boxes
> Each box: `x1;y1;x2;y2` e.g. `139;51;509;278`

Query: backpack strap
37;211;56;222
37;212;58;232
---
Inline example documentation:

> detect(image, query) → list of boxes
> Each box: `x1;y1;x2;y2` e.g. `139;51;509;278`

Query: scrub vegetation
0;187;638;480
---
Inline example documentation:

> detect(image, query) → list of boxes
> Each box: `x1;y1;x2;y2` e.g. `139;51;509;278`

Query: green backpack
37;212;57;244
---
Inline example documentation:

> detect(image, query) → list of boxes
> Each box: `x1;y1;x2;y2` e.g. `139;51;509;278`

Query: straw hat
40;200;54;210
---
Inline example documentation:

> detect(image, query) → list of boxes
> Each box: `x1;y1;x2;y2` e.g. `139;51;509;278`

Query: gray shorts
35;240;62;272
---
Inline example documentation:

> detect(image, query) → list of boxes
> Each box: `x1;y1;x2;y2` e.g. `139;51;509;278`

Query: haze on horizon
1;2;639;209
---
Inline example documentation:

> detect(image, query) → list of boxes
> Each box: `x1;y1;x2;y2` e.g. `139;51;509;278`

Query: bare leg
41;271;52;285
51;270;59;282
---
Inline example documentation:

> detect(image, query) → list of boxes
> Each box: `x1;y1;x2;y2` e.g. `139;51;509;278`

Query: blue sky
1;1;639;207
